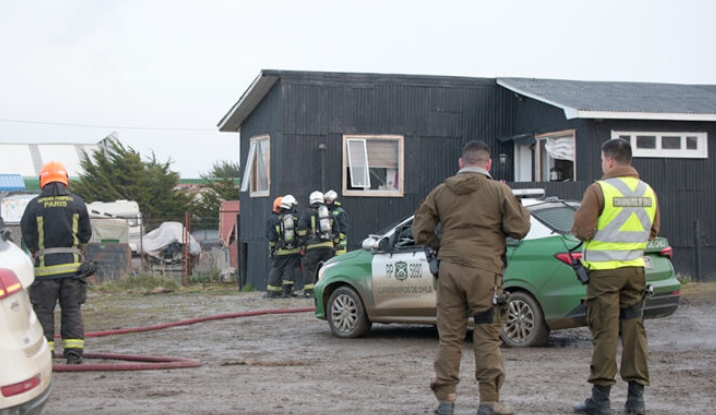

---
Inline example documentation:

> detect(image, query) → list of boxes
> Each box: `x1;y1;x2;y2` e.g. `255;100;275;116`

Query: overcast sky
1;0;715;178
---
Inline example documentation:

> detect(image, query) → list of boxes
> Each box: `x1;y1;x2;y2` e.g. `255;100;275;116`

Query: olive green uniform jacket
412;168;531;273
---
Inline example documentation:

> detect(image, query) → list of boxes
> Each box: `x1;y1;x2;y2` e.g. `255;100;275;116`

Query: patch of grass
679;280;716;303
91;274;183;293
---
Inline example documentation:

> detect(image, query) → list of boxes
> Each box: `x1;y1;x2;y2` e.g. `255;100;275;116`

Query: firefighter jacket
328;201;349;252
267;209;301;255
413;167;531;274
297;204;340;250
572;166;660;271
20;183;92;279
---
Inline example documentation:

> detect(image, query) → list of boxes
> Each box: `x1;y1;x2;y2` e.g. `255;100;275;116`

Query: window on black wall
343;135;404;197
240;135;270;196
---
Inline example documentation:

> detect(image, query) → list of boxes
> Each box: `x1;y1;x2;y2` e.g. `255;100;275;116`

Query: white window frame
342;134;404;197
240;135;270;197
534;129;576;182
611;131;708;158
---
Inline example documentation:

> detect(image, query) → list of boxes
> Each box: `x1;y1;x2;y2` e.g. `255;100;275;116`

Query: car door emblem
395;261;408;281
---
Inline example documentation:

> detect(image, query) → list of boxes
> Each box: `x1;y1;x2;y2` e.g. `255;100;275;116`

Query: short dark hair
601;138;632;164
462;140;491;165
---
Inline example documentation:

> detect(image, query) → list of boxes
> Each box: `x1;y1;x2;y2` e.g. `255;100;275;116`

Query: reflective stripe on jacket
583;177;656;270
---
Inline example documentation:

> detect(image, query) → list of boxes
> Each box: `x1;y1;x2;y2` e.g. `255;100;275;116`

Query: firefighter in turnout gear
265;196;284;298
266;195;301;298
324;190;349;255
20;161;92;364
297;191;339;298
572;138;660;415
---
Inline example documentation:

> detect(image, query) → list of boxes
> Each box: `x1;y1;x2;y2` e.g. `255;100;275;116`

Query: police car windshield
375;216;413;236
527;201;579;234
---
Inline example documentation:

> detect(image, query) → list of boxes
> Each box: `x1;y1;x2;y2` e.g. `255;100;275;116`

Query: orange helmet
272;196;283;213
39;161;69;188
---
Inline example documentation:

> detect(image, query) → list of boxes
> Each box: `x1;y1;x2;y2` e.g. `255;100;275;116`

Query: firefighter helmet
39;161;69;188
324;190;338;202
273;196;284;214
281;194;297;210
309;191;324;206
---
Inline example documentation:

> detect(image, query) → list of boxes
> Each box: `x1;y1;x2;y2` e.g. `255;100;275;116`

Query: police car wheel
327;286;372;338
500;291;550;348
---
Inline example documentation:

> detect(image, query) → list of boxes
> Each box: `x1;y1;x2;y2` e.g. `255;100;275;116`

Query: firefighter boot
263;291;282;299
573;384;611;415
625;381;645;415
477;401;514;415
282;284;294;298
433;401;454;415
65;349;83;365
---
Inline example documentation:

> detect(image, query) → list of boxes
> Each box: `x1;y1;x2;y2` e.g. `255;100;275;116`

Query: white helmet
309;191;324;206
324;190;338;202
280;194;297;210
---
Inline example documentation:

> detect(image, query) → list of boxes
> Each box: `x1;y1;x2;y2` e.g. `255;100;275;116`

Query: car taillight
555;252;582;266
0;268;23;300
659;246;673;259
1;374;41;397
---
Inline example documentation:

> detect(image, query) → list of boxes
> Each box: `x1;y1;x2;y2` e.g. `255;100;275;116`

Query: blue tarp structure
0;174;25;192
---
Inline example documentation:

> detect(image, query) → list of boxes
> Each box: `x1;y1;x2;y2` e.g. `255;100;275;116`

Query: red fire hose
53;306;316;372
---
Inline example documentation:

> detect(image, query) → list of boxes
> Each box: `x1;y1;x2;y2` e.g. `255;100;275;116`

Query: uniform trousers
267;253;301;292
30;277;87;355
432;261;506;403
301;246;334;290
586;266;650;386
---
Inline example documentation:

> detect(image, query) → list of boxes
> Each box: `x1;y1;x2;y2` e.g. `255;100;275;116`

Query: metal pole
693;219;701;282
319;143;327;191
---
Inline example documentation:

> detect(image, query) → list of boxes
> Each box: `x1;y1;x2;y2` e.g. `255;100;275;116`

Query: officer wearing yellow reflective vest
20;161;92;364
572;138;660;415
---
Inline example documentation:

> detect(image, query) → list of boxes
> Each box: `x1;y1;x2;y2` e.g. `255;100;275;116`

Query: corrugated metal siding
235;73;716;286
511;100;716;281
237;74;514;290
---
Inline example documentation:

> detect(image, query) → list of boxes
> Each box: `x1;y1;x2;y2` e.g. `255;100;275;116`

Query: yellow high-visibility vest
583;177;656;270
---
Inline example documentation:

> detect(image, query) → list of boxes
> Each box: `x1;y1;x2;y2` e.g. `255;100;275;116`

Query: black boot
573;384;611;414
625;381;645;415
282;284;294;298
65;349;83;365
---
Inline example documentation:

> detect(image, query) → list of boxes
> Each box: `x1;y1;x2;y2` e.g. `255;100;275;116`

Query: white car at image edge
0;219;52;415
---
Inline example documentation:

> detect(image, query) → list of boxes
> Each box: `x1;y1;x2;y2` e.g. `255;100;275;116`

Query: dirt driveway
42;286;715;415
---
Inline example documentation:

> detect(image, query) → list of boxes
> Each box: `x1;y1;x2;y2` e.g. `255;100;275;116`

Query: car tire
327;286;372;338
500;291;550;348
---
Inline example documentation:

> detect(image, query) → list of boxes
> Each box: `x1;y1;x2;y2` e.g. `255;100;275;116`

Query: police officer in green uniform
572;138;660;415
413;141;531;415
21;161;92;364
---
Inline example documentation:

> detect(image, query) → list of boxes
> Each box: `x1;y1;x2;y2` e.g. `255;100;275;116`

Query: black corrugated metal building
219;70;716;288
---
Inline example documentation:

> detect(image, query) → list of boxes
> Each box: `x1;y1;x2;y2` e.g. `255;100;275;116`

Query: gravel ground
41;287;716;415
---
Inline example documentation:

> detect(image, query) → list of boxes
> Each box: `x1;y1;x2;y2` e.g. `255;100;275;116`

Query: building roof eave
217;71;280;133
567;110;716;121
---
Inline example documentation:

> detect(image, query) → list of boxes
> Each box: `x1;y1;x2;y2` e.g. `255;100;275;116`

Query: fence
88;212;237;285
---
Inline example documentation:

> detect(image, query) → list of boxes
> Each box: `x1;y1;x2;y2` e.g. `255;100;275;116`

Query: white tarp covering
141;222;201;259
90;218;129;244
0;194;36;224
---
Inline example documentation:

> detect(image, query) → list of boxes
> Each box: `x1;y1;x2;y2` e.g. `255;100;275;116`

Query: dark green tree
73;139;193;227
191;161;240;225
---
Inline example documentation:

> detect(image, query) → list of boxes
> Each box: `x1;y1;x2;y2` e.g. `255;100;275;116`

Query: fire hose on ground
53;306;316;372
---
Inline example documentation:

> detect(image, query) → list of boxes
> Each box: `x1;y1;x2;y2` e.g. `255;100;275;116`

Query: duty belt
34;247;82;258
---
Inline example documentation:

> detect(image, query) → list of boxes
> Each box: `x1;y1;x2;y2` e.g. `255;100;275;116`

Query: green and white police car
314;197;681;347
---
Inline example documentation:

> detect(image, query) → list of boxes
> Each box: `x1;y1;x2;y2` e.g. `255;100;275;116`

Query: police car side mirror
362;237;379;251
378;236;393;253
